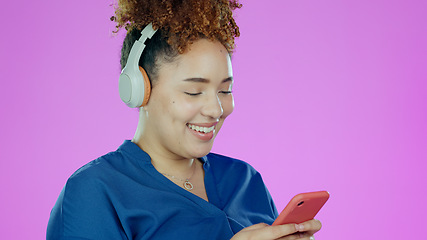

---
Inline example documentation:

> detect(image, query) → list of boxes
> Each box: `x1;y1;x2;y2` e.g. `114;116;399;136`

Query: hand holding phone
272;191;329;226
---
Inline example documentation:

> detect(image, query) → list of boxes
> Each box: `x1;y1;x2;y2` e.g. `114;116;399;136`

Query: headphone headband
126;23;157;71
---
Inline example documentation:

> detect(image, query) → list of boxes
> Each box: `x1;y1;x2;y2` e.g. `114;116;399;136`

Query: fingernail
296;224;304;231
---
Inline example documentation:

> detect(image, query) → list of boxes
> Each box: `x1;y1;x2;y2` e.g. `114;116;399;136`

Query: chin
189;142;215;158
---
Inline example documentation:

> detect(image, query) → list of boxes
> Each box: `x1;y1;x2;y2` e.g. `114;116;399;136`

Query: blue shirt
47;140;278;239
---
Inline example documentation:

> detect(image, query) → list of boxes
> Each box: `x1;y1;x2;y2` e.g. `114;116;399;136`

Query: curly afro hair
111;0;242;54
111;0;242;84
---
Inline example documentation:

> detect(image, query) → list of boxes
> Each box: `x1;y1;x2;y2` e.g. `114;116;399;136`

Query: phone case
272;191;329;225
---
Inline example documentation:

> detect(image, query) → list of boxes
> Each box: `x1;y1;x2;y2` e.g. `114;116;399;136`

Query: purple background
1;0;426;239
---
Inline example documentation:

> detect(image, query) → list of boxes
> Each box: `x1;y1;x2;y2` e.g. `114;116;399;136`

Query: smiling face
138;39;234;160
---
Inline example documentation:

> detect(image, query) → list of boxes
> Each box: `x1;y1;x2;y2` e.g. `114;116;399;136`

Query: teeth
187;124;215;133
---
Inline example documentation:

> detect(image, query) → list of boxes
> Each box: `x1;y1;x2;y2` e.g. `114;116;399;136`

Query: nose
202;93;224;119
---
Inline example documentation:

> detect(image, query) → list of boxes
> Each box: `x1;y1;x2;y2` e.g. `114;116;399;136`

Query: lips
186;122;218;141
187;123;215;133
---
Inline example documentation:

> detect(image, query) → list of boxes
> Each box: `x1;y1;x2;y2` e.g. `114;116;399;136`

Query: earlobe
139;66;151;107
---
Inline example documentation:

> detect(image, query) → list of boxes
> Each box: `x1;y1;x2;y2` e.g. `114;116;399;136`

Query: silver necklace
161;160;196;191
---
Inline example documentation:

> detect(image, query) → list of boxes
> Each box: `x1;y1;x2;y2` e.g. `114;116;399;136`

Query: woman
47;0;322;239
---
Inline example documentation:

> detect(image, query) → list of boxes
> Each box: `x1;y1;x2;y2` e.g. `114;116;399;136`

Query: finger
254;223;299;239
296;219;322;233
298;236;315;240
242;222;269;231
296;232;315;240
275;232;308;240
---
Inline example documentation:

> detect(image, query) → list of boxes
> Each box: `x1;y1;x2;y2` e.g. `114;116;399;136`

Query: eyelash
184;91;232;96
184;92;202;96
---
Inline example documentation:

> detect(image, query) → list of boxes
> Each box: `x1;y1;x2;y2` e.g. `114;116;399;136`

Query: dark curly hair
111;0;241;84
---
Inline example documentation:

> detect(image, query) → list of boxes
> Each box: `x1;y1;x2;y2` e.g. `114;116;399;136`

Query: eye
219;90;232;94
184;92;202;96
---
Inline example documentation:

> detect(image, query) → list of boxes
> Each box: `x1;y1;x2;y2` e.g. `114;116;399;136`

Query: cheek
171;97;202;121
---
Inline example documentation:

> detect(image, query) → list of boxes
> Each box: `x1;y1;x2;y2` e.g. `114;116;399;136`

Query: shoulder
60;145;143;213
63;151;124;202
69;151;124;181
68;140;150;184
47;150;129;239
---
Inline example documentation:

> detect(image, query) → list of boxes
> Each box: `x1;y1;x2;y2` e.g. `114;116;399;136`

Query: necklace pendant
183;180;194;190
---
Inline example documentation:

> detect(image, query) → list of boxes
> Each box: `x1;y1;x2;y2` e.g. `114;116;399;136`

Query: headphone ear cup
119;65;149;108
139;66;151;107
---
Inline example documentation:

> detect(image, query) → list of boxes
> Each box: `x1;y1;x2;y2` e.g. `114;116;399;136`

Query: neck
132;109;195;176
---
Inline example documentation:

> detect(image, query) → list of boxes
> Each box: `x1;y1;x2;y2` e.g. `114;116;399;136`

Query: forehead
157;39;233;84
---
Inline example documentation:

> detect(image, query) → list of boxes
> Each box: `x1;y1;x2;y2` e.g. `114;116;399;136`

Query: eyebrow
183;77;233;83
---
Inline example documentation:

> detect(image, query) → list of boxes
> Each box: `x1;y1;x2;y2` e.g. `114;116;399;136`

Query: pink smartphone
272;191;329;226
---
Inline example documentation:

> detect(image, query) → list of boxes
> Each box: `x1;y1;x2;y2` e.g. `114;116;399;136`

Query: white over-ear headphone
119;23;157;108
